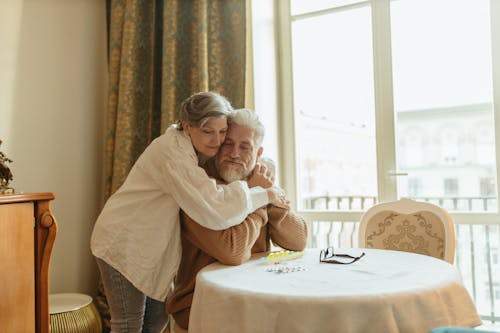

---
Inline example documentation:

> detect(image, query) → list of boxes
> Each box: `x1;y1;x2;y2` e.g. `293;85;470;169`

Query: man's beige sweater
166;202;308;329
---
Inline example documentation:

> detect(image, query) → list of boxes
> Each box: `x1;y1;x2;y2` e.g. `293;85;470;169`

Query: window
407;178;422;197
477;122;496;165
490;282;500;300
480;177;495;197
290;4;377;211
251;0;500;219
440;127;459;165
444;178;459;197
250;2;500;322
398;128;423;168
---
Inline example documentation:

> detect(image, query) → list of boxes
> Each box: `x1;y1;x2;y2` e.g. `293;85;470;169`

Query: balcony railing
305;195;500;325
304;194;496;212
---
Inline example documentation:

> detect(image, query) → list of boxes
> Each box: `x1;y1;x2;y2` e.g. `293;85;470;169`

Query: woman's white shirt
90;125;268;300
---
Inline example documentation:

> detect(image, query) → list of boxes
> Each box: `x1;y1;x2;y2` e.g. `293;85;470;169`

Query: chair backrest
358;198;455;263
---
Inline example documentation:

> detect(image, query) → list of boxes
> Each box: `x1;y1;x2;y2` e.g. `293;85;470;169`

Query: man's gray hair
229;108;265;146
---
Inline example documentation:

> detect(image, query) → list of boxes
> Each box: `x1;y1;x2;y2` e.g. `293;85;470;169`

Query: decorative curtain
98;1;246;331
104;0;246;198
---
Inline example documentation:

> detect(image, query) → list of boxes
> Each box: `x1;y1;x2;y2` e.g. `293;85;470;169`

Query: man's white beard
219;165;247;183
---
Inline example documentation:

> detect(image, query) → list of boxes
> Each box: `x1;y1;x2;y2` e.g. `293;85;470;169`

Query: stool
49;293;102;333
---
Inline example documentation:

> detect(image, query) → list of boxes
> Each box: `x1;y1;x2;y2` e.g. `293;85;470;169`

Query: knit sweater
166;203;308;329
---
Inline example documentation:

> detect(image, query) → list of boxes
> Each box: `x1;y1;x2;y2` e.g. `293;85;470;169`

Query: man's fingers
259;164;267;174
278;200;290;210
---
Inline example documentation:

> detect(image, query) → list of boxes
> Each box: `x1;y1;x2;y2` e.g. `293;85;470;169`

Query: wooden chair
358;198;455;263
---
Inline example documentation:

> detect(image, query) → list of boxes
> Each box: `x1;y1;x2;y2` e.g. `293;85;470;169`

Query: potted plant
0;140;14;194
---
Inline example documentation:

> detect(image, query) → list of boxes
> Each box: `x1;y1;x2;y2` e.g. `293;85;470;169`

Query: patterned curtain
104;0;246;198
98;1;246;331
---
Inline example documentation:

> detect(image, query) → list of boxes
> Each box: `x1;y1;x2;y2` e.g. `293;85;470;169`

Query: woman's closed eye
239;144;251;151
202;128;227;136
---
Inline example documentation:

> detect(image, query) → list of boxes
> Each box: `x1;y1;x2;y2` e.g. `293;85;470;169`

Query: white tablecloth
188;248;481;333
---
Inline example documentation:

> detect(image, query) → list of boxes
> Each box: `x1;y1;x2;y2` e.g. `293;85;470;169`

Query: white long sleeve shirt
90;125;268;300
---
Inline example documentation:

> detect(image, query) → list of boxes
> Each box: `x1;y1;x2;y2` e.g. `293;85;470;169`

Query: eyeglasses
319;247;366;264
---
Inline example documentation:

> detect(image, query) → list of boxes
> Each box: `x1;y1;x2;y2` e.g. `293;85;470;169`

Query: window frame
273;0;500;225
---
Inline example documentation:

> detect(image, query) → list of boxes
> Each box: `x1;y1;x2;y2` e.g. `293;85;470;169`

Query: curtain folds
104;0;246;199
99;1;246;331
162;0;247;125
105;0;163;198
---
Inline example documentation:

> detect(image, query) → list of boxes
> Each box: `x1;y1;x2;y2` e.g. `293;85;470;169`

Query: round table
188;248;481;333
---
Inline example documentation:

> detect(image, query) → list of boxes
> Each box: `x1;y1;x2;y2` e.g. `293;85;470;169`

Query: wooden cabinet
0;193;57;333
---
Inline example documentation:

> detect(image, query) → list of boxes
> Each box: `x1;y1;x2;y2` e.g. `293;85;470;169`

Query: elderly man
166;108;308;332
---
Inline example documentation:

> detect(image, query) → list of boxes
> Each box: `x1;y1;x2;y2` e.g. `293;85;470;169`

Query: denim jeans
96;257;168;333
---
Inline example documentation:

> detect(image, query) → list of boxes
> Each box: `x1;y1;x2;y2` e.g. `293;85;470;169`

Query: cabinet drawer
0;202;35;333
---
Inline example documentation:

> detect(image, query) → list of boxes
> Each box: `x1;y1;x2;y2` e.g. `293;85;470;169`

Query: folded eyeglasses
319;246;366;264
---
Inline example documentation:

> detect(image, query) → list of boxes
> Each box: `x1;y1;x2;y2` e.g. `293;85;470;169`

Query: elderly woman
91;92;287;333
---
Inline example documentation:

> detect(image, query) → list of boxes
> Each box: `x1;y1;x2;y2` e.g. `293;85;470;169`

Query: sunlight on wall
1;0;107;296
0;1;23;147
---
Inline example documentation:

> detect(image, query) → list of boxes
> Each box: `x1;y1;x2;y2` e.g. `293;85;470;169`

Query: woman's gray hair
229;108;265;146
176;91;233;130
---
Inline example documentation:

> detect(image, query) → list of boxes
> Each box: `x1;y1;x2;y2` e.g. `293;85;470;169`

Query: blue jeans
96;257;168;333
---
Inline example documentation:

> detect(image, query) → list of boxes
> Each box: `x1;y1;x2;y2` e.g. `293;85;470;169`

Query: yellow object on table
265;250;304;264
49;293;102;333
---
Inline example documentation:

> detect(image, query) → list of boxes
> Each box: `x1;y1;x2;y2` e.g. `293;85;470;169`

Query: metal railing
304;194;496;212
304;195;377;210
305;195;500;324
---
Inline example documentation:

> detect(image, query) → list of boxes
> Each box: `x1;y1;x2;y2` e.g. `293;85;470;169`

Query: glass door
272;0;500;320
290;2;378;212
390;0;497;213
278;0;499;222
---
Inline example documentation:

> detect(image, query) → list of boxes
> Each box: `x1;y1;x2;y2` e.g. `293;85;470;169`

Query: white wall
0;0;107;296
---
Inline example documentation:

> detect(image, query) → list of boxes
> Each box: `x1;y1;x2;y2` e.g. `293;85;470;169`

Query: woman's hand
247;162;275;189
266;187;290;210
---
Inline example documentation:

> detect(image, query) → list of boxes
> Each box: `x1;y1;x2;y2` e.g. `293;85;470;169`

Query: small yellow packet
265;250;304;264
